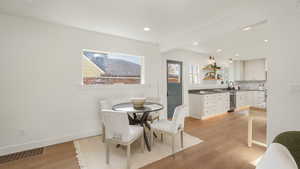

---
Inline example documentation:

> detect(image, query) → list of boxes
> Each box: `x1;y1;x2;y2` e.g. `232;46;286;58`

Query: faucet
228;81;234;90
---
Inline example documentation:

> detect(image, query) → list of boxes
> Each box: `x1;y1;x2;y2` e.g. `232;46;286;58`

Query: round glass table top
112;102;164;113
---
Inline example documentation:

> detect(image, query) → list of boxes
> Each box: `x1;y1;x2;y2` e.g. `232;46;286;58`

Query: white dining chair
99;99;113;143
146;97;161;123
102;110;144;169
150;105;187;158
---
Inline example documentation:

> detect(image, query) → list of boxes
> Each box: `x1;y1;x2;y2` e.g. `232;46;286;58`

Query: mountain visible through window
82;50;143;85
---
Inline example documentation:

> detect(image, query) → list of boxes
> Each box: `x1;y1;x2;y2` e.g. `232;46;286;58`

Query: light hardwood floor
0;112;266;169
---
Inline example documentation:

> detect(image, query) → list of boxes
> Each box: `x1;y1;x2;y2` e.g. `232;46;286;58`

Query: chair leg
102;124;105;143
150;128;154;146
180;130;184;149
172;135;175;159
161;133;164;142
106;143;109;164
141;133;144;153
248;117;253;147
127;144;131;169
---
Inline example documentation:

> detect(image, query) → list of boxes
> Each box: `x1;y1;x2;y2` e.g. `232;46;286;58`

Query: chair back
111;98;130;106
172;105;187;130
99;100;112;124
102;110;130;141
146;97;161;103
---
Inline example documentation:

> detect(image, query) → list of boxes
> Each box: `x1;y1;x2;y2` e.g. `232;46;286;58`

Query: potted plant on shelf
203;56;222;80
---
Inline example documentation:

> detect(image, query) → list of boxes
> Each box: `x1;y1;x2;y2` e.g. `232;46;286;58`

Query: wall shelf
203;77;223;81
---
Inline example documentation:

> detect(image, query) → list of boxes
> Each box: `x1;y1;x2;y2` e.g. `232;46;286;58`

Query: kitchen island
188;88;266;119
189;89;230;119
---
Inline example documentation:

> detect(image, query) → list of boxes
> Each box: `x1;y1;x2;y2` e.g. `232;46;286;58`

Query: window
82;50;144;85
189;64;202;84
167;63;181;83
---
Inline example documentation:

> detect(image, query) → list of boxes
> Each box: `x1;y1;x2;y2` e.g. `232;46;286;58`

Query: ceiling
0;0;273;59
191;20;271;60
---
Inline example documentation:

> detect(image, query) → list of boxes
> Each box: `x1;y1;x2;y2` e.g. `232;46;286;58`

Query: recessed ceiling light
235;53;240;57
193;41;199;46
264;39;269;42
143;27;151;31
216;49;223;53
242;27;252;31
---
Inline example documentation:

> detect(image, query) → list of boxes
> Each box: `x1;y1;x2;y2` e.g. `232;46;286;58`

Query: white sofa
256;143;298;169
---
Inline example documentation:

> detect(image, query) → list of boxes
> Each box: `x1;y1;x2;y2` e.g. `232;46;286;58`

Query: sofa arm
273;131;300;168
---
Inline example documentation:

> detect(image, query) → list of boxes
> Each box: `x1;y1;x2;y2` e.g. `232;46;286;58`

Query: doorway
167;60;183;119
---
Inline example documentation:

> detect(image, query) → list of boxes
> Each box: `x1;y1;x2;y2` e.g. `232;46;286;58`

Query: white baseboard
0;129;101;156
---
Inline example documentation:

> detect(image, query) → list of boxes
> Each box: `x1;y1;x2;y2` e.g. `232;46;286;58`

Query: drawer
203;104;216;110
204;101;216;107
204;109;210;115
204;107;217;113
204;94;217;99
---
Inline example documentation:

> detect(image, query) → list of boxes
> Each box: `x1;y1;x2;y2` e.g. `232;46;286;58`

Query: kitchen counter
237;89;265;92
189;88;267;118
189;89;230;95
189;90;230;119
189;88;265;95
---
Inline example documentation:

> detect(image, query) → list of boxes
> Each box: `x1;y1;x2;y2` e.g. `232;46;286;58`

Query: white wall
267;1;300;143
0;14;163;155
162;49;227;115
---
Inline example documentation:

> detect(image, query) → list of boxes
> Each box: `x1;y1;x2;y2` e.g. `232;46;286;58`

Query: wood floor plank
141;113;266;169
0;112;266;169
0;142;80;169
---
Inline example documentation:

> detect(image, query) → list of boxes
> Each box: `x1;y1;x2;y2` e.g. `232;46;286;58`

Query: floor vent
0;148;44;164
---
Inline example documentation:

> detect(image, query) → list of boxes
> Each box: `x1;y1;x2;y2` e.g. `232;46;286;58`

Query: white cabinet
252;91;266;107
232;59;266;81
244;59;266;81
236;91;266;108
236;91;249;108
233;61;245;81
189;93;230;119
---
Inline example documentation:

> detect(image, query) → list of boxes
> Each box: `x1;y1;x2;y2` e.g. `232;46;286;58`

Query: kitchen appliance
229;90;236;112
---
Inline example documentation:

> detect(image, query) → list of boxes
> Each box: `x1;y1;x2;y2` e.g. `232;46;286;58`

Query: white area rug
74;132;202;169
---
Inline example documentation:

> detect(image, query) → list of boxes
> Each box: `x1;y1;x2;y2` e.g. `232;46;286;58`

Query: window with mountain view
82;50;143;85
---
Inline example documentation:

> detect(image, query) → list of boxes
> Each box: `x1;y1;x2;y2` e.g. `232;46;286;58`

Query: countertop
189;88;266;95
237;89;266;92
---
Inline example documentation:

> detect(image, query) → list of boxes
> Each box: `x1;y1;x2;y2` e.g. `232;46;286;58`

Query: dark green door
167;60;183;119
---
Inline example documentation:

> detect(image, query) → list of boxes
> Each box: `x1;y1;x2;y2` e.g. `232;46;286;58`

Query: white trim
0;129;100;156
79;83;152;90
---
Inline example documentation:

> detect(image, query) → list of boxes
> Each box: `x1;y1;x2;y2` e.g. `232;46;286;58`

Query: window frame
189;64;202;85
81;49;145;86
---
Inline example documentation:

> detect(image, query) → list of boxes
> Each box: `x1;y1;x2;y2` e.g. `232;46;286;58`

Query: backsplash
235;81;266;90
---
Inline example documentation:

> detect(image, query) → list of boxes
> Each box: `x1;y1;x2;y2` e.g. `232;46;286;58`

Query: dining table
112;102;164;151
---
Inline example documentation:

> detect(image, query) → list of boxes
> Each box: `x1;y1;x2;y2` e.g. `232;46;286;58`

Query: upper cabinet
233;60;245;81
232;59;267;81
244;59;266;81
